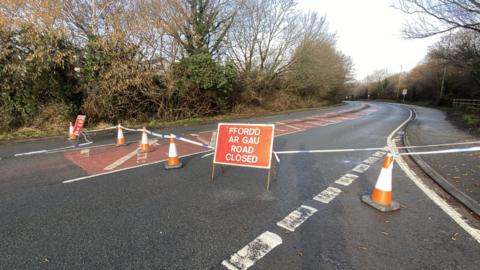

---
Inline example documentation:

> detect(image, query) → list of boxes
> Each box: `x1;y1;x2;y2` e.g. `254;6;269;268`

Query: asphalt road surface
0;102;479;269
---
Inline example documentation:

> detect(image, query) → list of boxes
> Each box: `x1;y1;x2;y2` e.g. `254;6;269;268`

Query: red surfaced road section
65;105;378;176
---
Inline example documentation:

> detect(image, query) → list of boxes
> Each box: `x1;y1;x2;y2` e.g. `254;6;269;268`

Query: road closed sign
73;115;86;136
213;123;275;169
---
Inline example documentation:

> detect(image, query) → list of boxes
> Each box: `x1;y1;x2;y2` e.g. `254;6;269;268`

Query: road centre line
389;105;480;243
334;173;359;186
62;149;212;184
313;187;342;203
276;205;317;232
222;231;282;270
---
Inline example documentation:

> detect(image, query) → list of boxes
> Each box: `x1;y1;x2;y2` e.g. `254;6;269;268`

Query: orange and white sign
213;123;275;169
73;115;86;136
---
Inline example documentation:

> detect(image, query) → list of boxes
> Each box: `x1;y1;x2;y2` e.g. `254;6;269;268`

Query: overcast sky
297;0;440;80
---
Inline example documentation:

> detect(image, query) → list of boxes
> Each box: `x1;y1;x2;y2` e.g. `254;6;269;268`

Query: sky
297;0;440;80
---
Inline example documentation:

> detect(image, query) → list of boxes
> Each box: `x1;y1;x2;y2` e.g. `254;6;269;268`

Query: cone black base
361;194;401;212
165;162;183;170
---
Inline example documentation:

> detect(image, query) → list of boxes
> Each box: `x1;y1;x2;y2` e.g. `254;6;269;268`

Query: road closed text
214;124;275;169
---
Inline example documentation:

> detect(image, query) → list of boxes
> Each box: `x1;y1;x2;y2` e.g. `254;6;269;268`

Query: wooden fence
452;98;480;112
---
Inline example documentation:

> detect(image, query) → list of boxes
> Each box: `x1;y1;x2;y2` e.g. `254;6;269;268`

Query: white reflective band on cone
375;161;393;192
169;134;178;157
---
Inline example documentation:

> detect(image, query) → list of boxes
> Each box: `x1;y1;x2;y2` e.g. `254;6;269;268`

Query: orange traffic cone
140;127;150;153
68;122;76;140
165;135;183;169
361;153;400;212
116;124;125;146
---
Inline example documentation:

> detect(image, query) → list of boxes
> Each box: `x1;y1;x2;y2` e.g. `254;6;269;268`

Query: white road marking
334;173;359;186
282;123;302;130
222;231;282;270
276;205;317;232
372;151;386;158
104;148;139;170
313;187;342;203
352;164;370;173
62;149;212;184
190;133;200;137
191;135;210;145
362;156;380;164
389;105;480;243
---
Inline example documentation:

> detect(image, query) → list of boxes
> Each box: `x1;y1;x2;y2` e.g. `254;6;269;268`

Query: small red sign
213;123;275;169
73;115;86;136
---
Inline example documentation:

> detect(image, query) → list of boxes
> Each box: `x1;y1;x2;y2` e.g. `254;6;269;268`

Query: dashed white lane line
313;187;342;203
352;164;370;173
362;156;380;165
334;173;359;186
276;205;317;232
103;148;140;171
222;231;282;270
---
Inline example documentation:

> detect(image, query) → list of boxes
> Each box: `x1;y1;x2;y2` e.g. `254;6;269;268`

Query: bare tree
394;0;480;38
146;0;236;56
227;0;331;77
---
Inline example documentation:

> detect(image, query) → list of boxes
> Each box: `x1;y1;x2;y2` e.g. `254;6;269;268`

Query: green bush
0;25;79;130
171;53;236;116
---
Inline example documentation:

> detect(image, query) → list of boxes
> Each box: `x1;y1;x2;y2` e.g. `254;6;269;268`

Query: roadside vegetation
0;0;353;139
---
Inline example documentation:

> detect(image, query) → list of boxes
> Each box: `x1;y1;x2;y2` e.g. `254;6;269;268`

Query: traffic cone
68;122;76;140
165;135;183;169
116;124;125;146
140;127;150;153
361;153;400;212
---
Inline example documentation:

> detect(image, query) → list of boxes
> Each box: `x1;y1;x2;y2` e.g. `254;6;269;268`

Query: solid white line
388;105;480;243
275;147;386;155
352;164;370;173
395;140;480;149
334;173;359;186
222;231;282;270
276;205;317;232
398;146;480;156
62;149;212;184
103;148;140;171
313;186;342;203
